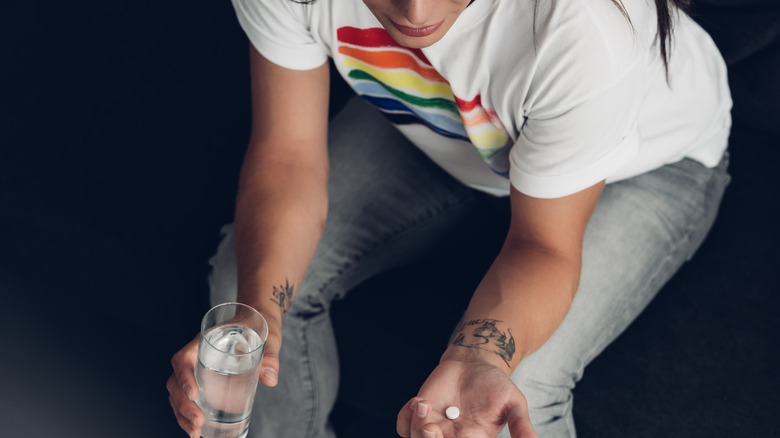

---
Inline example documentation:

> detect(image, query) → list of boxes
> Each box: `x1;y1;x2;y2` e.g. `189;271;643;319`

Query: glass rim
201;302;269;355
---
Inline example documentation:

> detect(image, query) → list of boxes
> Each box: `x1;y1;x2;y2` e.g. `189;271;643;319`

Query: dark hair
609;0;691;72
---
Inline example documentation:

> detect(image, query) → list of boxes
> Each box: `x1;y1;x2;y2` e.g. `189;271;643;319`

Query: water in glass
195;324;264;438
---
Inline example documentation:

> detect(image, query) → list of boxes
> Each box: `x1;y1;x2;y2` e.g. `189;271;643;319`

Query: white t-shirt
232;0;731;198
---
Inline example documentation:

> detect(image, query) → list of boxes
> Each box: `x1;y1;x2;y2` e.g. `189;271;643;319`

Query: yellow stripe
468;129;510;149
344;58;453;97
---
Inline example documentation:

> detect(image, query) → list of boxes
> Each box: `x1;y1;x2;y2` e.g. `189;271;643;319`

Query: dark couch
1;1;777;437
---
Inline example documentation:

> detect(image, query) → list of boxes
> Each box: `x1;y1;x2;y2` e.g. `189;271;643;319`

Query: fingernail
424;430;436;438
188;413;197;428
416;402;429;418
183;384;193;401
262;367;278;384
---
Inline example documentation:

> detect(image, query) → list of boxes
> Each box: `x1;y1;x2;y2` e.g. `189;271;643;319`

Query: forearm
233;144;328;326
441;242;580;373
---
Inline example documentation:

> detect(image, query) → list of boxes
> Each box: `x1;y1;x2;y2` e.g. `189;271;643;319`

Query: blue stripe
352;82;468;138
361;95;470;141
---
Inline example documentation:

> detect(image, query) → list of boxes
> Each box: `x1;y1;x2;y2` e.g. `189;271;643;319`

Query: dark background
2;1;779;437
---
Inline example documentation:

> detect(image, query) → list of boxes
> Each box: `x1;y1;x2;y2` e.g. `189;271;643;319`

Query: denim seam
572;249;678;380
580;157;730;366
684;159;731;262
301;319;319;438
579;159;730;374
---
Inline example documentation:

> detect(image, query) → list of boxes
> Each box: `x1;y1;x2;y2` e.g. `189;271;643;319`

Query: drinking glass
195;302;268;438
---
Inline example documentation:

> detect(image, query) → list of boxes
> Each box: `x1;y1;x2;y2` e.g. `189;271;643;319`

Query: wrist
237;297;283;331
441;317;519;375
238;278;296;327
441;344;515;376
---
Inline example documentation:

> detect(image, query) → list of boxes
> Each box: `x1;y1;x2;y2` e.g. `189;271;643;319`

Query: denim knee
516;356;576;415
503;353;578;437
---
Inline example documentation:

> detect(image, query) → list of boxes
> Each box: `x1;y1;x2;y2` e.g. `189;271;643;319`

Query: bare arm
168;46;330;438
442;181;604;371
399;182;604;438
234;46;331;381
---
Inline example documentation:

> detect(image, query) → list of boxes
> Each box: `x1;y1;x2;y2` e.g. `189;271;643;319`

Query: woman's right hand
167;335;203;438
166;311;283;438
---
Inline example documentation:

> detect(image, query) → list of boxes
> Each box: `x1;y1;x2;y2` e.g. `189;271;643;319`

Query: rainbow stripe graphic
337;27;511;175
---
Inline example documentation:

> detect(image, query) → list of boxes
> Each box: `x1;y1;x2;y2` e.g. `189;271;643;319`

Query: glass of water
195;302;268;438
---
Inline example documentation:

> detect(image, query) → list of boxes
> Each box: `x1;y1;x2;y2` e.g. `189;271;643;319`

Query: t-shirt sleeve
232;0;328;70
508;19;645;199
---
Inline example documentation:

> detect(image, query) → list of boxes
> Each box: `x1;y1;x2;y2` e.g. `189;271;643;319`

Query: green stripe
475;147;504;160
348;70;459;116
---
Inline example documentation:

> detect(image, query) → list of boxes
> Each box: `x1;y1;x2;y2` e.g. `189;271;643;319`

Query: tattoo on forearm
271;279;295;317
451;318;516;367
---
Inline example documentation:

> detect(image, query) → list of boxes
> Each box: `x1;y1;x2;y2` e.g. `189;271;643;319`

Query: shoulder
233;0;335;70
501;0;655;117
534;0;653;78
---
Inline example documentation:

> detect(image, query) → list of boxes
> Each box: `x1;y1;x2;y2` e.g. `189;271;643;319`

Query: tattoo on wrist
451;318;516;367
270;279;295;317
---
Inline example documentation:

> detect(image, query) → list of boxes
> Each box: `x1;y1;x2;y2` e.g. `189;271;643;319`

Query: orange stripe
338;46;447;84
461;111;491;128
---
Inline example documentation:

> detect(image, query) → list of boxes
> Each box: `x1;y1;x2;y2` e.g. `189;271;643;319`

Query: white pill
445;406;460;420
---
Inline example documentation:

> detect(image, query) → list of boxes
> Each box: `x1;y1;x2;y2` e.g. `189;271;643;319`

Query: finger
168;394;202;438
167;375;205;434
258;324;282;387
166;375;199;417
419;423;441;438
169;394;191;430
410;399;440;438
397;397;421;437
171;334;200;401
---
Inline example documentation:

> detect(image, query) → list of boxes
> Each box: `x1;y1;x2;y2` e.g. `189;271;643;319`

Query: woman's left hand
396;358;538;438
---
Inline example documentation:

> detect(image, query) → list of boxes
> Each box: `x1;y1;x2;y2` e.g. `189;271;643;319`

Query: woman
167;0;732;436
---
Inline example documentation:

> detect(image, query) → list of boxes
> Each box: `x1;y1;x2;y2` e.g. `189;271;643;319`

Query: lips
391;19;444;37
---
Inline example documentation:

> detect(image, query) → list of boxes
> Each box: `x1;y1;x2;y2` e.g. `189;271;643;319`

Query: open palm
397;359;538;438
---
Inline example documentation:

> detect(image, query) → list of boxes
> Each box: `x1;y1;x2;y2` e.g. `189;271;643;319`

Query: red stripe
337;26;431;65
454;94;481;112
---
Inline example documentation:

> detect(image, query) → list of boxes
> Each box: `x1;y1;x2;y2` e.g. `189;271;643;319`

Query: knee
286;286;331;319
514;371;574;415
511;350;580;425
513;373;576;436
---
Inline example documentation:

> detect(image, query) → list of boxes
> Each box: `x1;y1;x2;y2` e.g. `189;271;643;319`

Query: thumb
507;393;538;438
508;415;538;438
259;355;279;387
258;323;282;387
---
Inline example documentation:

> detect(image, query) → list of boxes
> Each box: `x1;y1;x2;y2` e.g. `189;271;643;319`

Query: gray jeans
208;96;731;438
